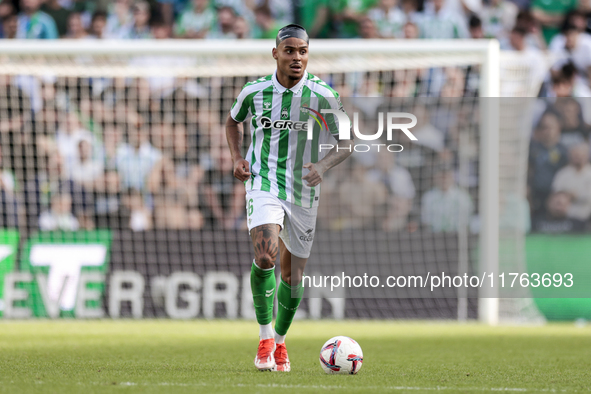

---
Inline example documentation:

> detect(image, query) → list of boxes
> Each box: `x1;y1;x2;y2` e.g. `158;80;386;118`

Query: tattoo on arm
317;139;354;172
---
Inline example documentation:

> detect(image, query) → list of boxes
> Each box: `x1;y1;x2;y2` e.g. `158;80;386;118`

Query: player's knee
255;254;275;269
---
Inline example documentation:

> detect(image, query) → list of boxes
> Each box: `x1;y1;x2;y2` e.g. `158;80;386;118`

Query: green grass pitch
1;320;590;393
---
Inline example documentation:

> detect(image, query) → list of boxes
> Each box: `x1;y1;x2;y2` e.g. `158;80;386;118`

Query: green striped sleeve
314;91;345;138
230;86;258;123
308;75;346;138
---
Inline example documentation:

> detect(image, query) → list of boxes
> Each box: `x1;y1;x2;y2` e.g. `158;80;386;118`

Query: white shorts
246;190;318;259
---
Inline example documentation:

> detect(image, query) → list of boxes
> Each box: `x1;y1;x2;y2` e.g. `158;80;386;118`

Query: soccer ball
319;336;363;375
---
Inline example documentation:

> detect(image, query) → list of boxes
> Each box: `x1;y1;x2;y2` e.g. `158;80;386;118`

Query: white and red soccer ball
319;336;363;375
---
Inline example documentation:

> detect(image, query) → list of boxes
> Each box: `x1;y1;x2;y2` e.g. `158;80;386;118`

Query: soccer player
226;24;353;372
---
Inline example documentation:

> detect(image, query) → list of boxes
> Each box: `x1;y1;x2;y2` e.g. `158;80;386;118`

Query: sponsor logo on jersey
256;105;329;132
260;116;309;131
264;101;271;109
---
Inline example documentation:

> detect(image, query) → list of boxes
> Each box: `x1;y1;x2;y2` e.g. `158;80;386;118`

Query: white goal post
0;39;545;324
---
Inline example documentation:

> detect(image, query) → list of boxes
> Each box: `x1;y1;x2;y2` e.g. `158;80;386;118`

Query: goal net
0;40;548;322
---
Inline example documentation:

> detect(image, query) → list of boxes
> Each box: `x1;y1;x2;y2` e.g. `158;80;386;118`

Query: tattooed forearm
250;224;280;269
226;112;244;162
317;139;354;173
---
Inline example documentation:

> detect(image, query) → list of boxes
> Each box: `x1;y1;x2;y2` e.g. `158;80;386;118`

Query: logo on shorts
299;229;314;242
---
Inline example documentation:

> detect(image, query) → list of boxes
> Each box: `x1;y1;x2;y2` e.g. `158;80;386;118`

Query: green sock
250;261;276;325
274;279;304;336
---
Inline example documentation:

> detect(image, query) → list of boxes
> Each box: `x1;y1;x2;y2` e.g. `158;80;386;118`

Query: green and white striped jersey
230;70;344;208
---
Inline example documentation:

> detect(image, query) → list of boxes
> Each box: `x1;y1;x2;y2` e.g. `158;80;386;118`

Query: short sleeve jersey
230;71;345;208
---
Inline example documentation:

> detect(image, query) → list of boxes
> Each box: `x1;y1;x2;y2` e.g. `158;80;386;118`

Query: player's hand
302;162;325;187
233;158;252;182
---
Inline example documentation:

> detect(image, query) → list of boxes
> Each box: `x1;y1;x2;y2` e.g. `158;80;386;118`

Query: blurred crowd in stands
2;0;591;96
0;69;264;232
0;71;589;235
528;99;591;233
1;0;591;235
0;0;587;44
0;71;483;234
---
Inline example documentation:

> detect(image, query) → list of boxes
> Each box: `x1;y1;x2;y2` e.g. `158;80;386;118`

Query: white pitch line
90;381;573;392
